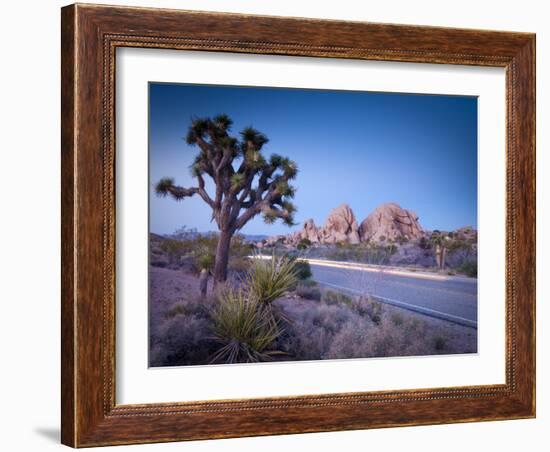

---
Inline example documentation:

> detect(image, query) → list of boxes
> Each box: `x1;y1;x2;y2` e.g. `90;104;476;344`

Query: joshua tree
430;230;448;270
156;114;298;283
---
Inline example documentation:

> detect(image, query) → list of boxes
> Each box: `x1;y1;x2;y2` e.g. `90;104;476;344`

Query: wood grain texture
60;5;76;447
61;3;536;447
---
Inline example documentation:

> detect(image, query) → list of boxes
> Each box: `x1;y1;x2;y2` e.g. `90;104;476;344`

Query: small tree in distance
430;230;448;270
156;114;298;283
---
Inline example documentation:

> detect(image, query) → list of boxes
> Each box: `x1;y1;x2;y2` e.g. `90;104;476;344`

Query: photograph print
148;83;478;367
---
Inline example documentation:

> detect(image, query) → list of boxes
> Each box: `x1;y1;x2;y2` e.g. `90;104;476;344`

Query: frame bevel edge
509;33;536;417
61;3;77;448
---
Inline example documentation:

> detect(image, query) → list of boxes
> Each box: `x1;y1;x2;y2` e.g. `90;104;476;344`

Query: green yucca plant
245;254;298;306
209;289;282;364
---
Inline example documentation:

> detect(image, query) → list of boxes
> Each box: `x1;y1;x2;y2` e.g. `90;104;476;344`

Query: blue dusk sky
149;83;477;236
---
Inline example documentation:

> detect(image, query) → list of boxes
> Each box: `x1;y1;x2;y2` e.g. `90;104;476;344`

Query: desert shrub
327;313;429;359
164;303;188;319
229;235;255;258
193;234;218;255
326;243;364;262
298;302;353;332
408;317;422;328
231;237;255;267
149;313;214;366
197;253;214;271
173;233;252;277
228;256;251;276
351;296;371;317
459;261;477;277
434;335;447;351
278;322;333;361
277;302;358;360
245;255;298;306
297;238;312;250
326;249;348;261
324;317;374;359
396;235;409;245
295;284;321;301
294;260;312;280
322;290;353;307
418;236;431;249
401;316;427;340
275;295;434;362
353;297;383;324
159;239;188;266
364;318;407;357
446;235;476;266
353;243;395;265
280;299;431;361
391;312;404;326
367;301;383;323
161;293;217;321
209;289;282;364
279;299;433;360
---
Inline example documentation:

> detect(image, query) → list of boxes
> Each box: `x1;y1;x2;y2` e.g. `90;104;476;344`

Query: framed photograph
61;3;535;447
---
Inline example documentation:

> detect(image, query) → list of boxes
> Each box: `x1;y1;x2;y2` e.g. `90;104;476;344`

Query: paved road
309;263;478;328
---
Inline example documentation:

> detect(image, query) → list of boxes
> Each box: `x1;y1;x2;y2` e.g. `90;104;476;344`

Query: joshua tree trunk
440;246;447;270
199;268;209;299
435;244;442;269
213;229;232;284
434;244;447;270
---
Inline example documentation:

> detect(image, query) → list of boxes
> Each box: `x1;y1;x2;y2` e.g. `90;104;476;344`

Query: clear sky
149;83;477;236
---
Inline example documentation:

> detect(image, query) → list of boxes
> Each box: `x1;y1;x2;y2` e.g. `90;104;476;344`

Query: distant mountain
150;232;166;241
239;234;269;242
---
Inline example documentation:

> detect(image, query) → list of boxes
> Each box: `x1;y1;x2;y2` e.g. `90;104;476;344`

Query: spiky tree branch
155;114;298;281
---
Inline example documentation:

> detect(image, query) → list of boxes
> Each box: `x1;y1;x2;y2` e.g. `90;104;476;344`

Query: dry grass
149;266;477;367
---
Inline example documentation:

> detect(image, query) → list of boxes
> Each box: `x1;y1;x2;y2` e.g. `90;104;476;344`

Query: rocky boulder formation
359;203;423;242
300;218;321;243
264;234;287;247
320;204;361;244
263;202;425;247
273;205;361;246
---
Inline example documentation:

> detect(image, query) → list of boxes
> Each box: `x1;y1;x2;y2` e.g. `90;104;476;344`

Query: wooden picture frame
61;3;535;447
